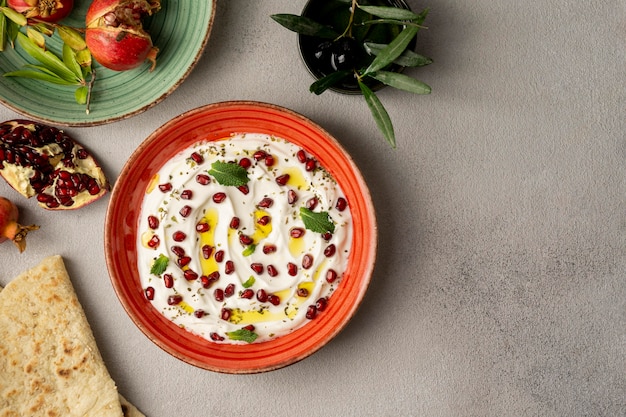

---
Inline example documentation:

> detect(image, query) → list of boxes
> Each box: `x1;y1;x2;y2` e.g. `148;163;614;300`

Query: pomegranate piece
0;120;109;210
0;196;39;252
8;0;74;23
85;0;161;71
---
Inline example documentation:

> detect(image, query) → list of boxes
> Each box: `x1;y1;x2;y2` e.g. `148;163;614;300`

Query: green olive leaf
63;43;84;80
271;14;339;39
4;67;76;85
364;42;432;67
0;6;26;26
368;70;431;94
357;5;422;20
359;79;395;148
362;25;419;75
15;32;80;83
309;69;352;95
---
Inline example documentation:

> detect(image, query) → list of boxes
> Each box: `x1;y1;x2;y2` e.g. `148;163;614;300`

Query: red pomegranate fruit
85;0;161;71
7;0;74;22
0;120;109;210
0;196;39;252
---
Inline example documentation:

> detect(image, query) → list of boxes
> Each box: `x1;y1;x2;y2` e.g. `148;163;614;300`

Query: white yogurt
136;133;353;343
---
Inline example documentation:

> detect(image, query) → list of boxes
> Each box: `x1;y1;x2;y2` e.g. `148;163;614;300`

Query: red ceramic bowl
105;101;377;373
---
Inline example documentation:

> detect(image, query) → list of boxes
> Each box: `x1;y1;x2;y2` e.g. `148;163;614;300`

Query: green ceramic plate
0;0;215;126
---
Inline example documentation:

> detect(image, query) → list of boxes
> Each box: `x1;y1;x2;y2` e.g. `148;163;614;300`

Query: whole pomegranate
0;196;39;252
0;120;109;210
85;0;161;71
7;0;74;23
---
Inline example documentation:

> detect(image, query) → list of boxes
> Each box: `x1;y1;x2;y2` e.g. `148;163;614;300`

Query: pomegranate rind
8;0;74;22
0;120;110;210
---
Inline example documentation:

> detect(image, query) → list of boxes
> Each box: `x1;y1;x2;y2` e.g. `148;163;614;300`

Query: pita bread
0;255;145;417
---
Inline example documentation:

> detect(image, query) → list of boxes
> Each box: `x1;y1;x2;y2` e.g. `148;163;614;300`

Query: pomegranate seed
306;197;318;210
184;269;198;281
275;173;290;185
316;297;328;312
267;264;278;277
194;309;205;318
202;245;213;259
287;262;298;276
256;289;268;302
200;275;211;288
306;305;317;319
196;174;211;185
239;234;253;245
147;215;159;229
322;232;333;241
145;287;155;300
257;215;271;226
179;205;192;218
288;190;298;204
239;157;251;168
251;263;264;274
302;254;313;269
190;152;203;164
258;197;273;208
225;260;235;274
214;288;224;301
181;189;193;200
177;256;191;267
263;244;277;254
297;288;309;297
265;155;275;166
77;148;88;159
147;235;160;248
296;149;307;163
196;222;210;233
326;269;338;283
267;294;280;306
214;250;225;262
243;324;255;331
305;158;316;171
201;271;220;288
163;274;174;288
238;185;249;195
167;294;183;305
290;227;305;238
241;289;254;299
210;332;225;341
221;308;232;321
158;183;172;192
335;197;348;211
213;192;226;203
225;283;235;297
172;231;186;242
229;216;240;229
171;245;185;257
253;150;266;161
324;244;336;257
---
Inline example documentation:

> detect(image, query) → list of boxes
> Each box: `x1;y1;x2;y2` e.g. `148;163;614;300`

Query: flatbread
0;255;145;417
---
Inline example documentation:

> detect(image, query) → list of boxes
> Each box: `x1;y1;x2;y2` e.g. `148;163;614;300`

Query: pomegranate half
7;0;74;23
0;120;109;210
85;0;160;71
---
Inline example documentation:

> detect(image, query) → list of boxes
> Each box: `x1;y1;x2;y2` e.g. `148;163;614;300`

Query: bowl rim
104;100;377;373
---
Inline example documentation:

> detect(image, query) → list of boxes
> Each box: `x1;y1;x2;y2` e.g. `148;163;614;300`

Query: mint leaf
227;328;258;343
242;276;255;288
150;254;169;275
208;161;249;186
300;207;335;233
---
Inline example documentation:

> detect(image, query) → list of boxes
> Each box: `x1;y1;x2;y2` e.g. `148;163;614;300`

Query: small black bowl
298;0;416;94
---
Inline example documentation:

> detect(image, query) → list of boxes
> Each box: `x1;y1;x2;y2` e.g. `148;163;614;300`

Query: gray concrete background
0;0;624;416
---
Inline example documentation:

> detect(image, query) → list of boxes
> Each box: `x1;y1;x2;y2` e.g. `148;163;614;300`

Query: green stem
338;0;359;39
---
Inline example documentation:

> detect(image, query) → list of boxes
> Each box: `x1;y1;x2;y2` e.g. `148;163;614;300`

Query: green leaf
242;276;255;288
300;207;335;234
369;70;431;94
15;33;80;83
0;12;6;52
62;43;83;80
6;18;19;47
271;14;339;39
364;42;432;67
0;6;26;26
309;70;352;95
208;161;249;186
357;5;421;20
75;86;88;104
226;328;258;343
4;68;75;85
242;244;256;257
363;25;419;75
150;254;169;276
359;80;395;148
57;26;87;51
